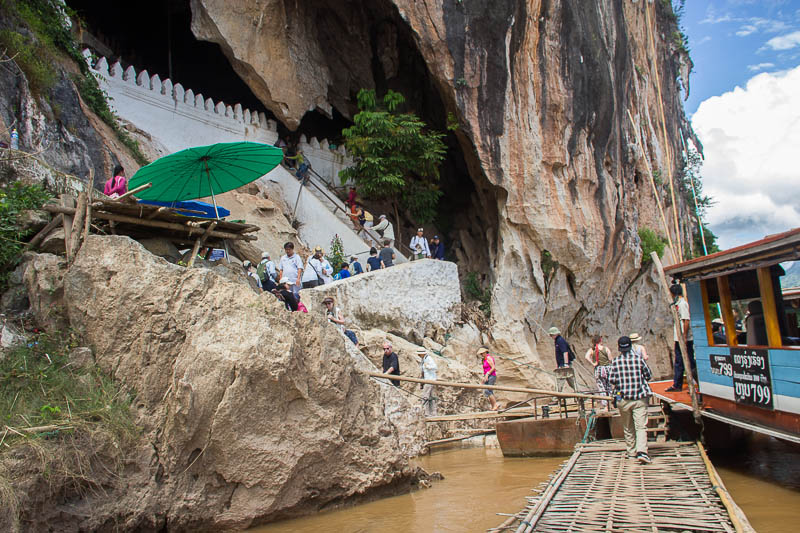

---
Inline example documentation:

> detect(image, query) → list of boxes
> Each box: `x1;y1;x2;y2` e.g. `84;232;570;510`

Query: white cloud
697;36;713;45
764;30;800;50
736;24;758;36
692;66;800;249
747;62;775;71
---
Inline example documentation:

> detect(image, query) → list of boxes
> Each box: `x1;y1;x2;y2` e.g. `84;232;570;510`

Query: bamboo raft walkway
490;440;754;533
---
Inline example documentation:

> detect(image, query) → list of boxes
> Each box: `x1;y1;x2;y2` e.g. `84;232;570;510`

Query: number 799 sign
730;348;773;410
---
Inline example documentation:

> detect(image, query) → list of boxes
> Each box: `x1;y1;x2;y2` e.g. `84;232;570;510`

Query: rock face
9;235;426;531
191;0;696;375
303;259;461;344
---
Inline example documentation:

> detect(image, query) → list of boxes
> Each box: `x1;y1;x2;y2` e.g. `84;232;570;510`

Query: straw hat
548;327;560;335
476;347;489;356
629;333;642;342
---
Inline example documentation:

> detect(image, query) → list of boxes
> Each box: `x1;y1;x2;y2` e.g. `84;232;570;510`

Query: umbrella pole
205;162;221;220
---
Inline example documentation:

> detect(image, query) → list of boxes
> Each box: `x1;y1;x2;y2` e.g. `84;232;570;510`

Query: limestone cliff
191;0;696;379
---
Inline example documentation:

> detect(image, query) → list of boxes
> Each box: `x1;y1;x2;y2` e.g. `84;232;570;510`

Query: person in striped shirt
608;336;653;464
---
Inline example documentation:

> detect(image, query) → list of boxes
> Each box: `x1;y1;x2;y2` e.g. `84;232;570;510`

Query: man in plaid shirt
609;336;653;464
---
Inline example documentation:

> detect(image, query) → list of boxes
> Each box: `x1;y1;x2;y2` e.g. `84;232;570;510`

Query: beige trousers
618;398;649;456
422;384;437;417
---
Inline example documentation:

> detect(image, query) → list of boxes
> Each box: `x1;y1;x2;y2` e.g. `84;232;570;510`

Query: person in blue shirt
548;327;573;368
350;255;364;275
333;263;351;280
431;235;445;260
366;247;384;271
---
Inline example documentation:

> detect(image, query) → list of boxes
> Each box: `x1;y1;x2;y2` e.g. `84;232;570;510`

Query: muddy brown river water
255;435;800;532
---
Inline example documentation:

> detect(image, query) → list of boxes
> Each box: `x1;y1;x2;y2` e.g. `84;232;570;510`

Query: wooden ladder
646;400;669;442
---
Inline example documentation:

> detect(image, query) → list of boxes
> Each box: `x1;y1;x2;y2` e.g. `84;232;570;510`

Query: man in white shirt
257;251;277;290
277;242;304;298
418;347;438;416
372;215;394;247
666;283;695;392
409;228;431;260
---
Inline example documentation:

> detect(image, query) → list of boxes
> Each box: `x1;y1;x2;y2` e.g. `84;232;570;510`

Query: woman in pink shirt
103;165;127;198
478;347;499;411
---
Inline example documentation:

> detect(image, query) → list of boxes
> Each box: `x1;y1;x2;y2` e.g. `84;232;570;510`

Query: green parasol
128;142;283;218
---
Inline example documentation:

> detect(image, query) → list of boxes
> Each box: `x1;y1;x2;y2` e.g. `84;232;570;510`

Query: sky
679;1;800;249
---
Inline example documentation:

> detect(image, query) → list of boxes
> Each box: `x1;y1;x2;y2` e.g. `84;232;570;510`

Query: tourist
346;187;358;210
277;242;304;299
629;333;649;360
104;165;127;198
302;246;328;288
373;215;395;247
350;255;363;275
430;235;445;260
409;228;431;260
608;336;653;464
665;283;695;392
276;277;299;312
323;296;358;346
548;327;573;368
242;260;262;289
382;341;401;387
257;251;278;292
585;335;613;409
286;149;309;179
366;247;384;271
348;203;361;231
711;319;727;344
418;347;438;416
333;262;351;280
379;240;396;268
355;205;367;231
478;347;499;411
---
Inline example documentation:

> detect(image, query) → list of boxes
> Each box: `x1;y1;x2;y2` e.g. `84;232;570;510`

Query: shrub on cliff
340;89;446;242
0;181;50;287
638;228;668;266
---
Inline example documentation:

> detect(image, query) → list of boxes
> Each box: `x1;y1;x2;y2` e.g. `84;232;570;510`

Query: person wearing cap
666;283;695;392
278;242;304;298
372;215;394;247
242;260;262;290
478;347;499;411
585;335;613;409
711;319;727;345
548;327;573;368
382;341;401;387
350;255;364;275
276;277;299;312
608;336;653;464
430;235;445;260
629;333;649;361
418;347;438;416
323;296;358;346
409;228;431;260
257;251;278;291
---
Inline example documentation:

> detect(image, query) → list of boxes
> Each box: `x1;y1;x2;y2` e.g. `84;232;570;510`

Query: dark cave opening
66;0;496;274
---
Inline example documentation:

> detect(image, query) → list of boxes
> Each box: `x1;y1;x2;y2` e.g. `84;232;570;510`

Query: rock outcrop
8;235;428;531
190;0;695;376
303;259;461;344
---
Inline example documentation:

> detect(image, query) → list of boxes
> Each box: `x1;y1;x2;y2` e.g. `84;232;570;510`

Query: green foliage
692;223;720;258
0;181;51;286
326;234;346;275
2;0;148;165
446;112;460;131
541;250;558;278
652;169;663;186
0;329;135;439
638;228;668;265
340;88;446;224
455;77;468;88
464;271;491;317
0;30;56;95
634;65;645;81
679;143;718;258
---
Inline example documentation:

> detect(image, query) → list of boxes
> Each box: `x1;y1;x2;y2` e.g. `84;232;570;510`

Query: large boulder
28;234;426;531
302;259;461;344
20;252;68;332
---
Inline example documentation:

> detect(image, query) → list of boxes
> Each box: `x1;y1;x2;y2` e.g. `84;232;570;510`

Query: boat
662;227;800;443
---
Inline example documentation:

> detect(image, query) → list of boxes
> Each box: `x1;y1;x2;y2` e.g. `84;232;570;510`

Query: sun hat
261;251;270;259
379;214;387;219
476;347;489;356
416;347;427;355
629;333;642;342
242;260;252;268
279;277;290;285
711;318;724;325
548;327;560;335
314;245;324;254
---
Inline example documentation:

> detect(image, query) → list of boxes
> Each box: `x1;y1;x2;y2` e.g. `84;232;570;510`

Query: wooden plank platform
491;440;754;533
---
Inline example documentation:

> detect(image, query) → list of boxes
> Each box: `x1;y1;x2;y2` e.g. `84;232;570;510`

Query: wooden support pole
364;371;611;401
186;222;217;268
696;441;752;533
756;267;782;347
113;182;152;201
650;252;702;423
60;194;75;263
68;192;87;261
146;206;170;220
83;187;92;243
24;213;63;250
42;205;256;241
700;279;715;346
717;276;739;346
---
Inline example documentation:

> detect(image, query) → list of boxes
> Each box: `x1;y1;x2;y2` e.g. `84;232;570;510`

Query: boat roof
664;227;800;281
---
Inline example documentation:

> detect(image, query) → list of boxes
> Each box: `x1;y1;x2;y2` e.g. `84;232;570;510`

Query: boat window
778;261;800;345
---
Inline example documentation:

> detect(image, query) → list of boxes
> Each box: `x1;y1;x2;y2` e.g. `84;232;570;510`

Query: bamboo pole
696;441;753;533
68;191;87;261
186;222;217;268
24;213;63;250
516;449;582;533
60;194;75;262
113;182;152;201
42;205;255;241
651;252;702;423
627;111;676;261
365;372;611;401
83;186;92;242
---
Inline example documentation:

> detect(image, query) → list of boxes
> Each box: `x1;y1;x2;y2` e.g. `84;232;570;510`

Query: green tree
340;89;446;245
679;143;718;257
